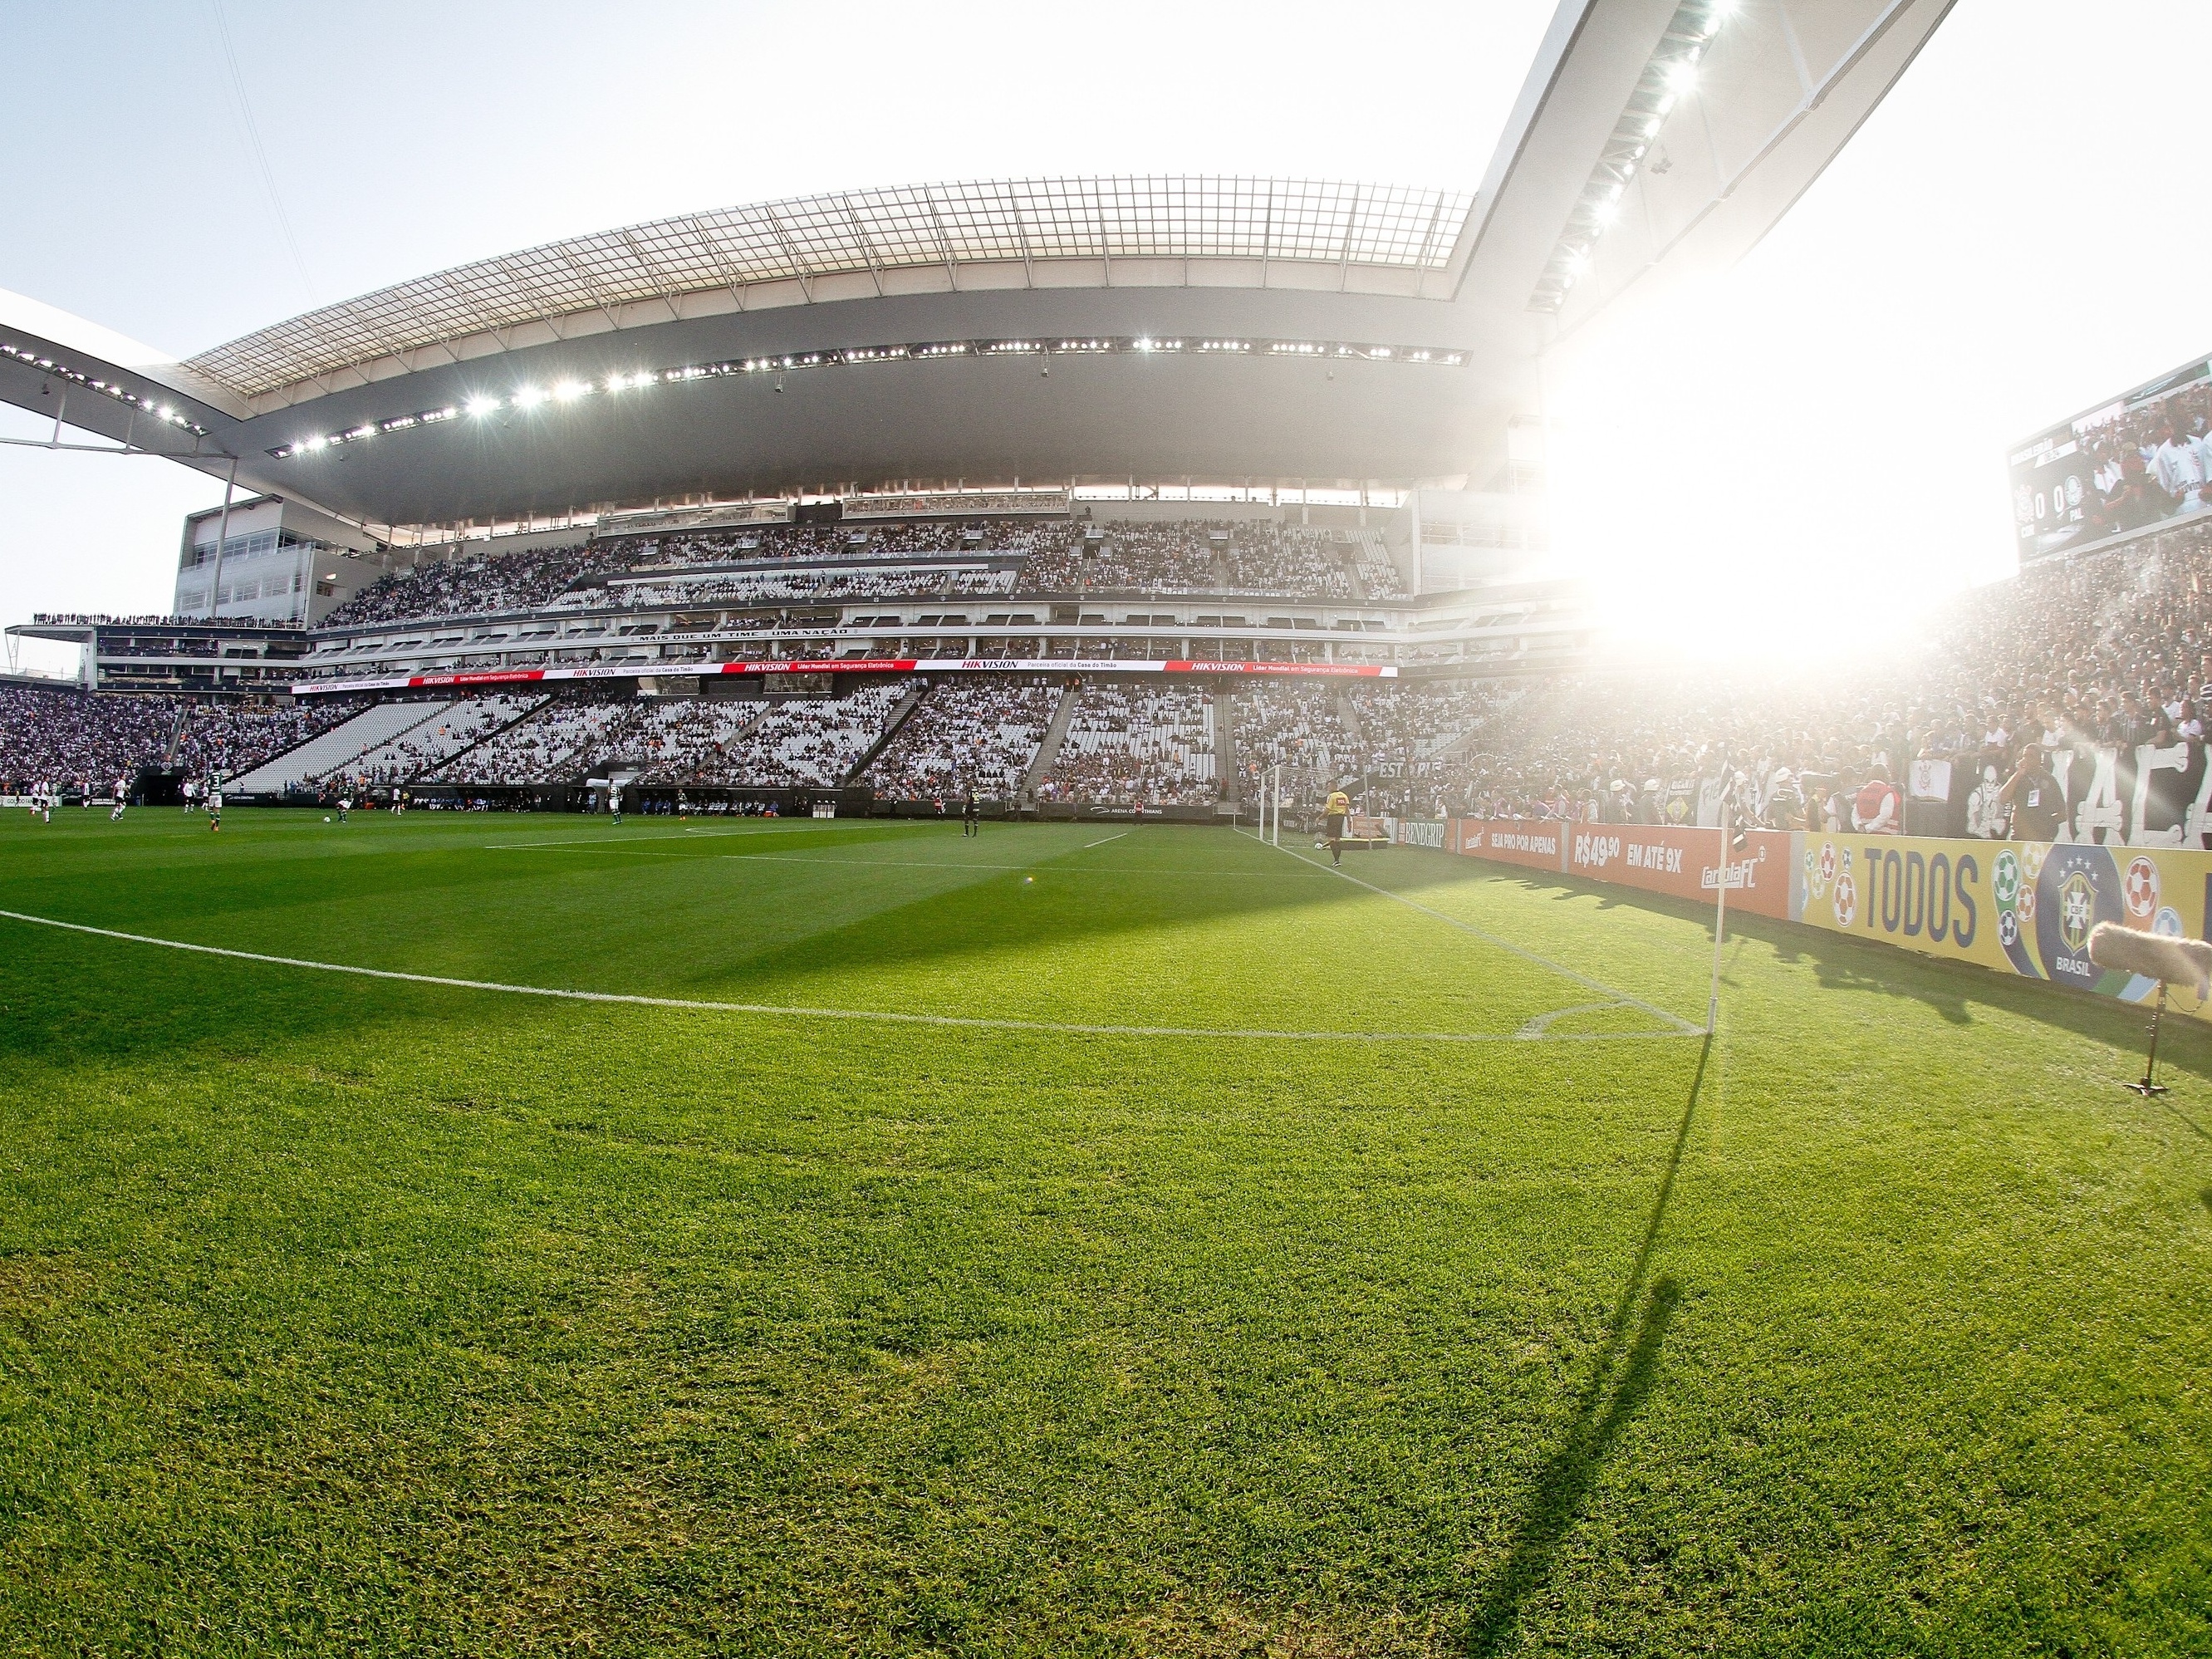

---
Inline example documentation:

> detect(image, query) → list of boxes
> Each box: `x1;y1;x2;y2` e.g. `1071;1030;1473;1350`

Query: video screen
2009;355;2212;562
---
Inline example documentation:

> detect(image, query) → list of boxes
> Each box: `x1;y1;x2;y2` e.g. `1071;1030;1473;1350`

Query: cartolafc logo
1834;870;1857;928
2124;855;2160;920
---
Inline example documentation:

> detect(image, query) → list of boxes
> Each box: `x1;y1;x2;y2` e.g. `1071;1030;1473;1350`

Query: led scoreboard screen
2008;354;2212;563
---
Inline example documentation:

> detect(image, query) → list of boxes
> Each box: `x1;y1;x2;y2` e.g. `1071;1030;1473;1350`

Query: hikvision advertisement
2008;352;2212;562
1793;834;2212;1021
1567;825;1794;920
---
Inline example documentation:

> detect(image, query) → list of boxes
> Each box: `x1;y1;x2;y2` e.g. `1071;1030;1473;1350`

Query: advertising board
1793;833;2212;1020
1453;817;1567;872
1567;824;1794;920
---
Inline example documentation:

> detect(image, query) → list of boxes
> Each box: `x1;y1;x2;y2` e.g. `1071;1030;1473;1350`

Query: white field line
1084;831;1130;848
0;907;1694;1047
1263;842;1706;1036
483;823;868;850
474;842;1339;878
719;853;1336;878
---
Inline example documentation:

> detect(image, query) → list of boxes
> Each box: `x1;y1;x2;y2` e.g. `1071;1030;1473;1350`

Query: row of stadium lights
1532;0;1737;313
266;335;1469;459
0;341;210;437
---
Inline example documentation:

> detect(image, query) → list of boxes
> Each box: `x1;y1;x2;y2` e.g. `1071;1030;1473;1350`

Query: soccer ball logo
2123;856;2160;920
1992;850;2021;907
2017;878;2037;925
1999;908;2020;948
1833;871;1857;929
1819;842;1837;887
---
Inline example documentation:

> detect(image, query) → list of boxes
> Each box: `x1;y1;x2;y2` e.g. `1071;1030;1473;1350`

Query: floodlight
1666;61;1699;94
552;380;587;402
465;396;501;416
513;385;547;408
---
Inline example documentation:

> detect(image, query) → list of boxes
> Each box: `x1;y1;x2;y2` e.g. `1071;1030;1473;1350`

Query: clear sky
4;0;2210;674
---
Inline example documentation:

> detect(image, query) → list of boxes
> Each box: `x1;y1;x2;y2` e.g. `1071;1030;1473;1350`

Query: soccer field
0;808;2205;1654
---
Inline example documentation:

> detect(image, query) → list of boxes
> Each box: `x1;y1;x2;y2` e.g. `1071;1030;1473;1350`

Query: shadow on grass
1460;1034;1705;1656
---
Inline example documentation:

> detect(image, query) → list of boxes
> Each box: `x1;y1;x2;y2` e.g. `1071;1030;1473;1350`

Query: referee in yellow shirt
1323;785;1351;867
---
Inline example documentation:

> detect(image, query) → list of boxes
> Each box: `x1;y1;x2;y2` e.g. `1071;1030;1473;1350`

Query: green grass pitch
0;806;2206;1655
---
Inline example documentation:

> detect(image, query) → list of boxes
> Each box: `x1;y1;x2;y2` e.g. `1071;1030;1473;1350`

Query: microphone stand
2124;980;2170;1097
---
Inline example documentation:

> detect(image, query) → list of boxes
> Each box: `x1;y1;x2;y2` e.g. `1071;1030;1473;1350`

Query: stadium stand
318;543;616;627
28;509;2212;825
1233;680;1357;807
307;518;1375;631
223;699;449;795
0;688;364;793
1038;684;1217;806
863;676;1062;801
316;694;550;788
424;690;641;784
641;683;911;786
1226;524;1355;600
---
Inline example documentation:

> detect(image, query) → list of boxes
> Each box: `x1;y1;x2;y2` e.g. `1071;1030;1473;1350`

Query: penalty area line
0;907;1696;1047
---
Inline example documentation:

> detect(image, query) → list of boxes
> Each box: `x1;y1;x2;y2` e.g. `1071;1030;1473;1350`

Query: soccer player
208;787;223;832
337;794;351;824
962;788;980;837
110;776;129;822
1323;783;1351;867
609;783;623;826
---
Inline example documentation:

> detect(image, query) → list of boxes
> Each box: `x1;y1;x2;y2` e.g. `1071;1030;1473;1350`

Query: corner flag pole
1707;803;1730;1034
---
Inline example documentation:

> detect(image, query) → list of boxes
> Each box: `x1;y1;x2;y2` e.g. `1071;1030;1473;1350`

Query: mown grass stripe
0;906;1696;1046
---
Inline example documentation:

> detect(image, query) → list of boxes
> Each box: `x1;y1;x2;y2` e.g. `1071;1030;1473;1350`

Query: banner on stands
1793;833;2212;1019
292;657;1399;695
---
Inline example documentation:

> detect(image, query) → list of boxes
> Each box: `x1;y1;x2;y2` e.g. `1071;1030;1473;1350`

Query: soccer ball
322;815;331;822
2123;856;2159;920
1991;850;2019;906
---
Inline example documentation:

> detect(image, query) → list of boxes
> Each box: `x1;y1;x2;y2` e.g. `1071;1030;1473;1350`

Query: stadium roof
185;179;1477;403
0;0;1953;537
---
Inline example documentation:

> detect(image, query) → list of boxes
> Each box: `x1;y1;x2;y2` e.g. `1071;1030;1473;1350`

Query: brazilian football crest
2032;842;2123;990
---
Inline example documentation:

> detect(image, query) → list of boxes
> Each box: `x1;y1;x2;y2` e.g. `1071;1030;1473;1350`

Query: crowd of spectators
1226;525;1356;600
1018;525;1219;592
648;684;910;787
307;516;1384;636
1416;520;2212;839
0;687;362;793
424;691;640;784
1039;685;1216;807
618;567;1018;609
1233;681;1356;807
864;676;1060;801
320;543;619;628
1325;683;1502;818
317;694;547;788
1346;537;1408;599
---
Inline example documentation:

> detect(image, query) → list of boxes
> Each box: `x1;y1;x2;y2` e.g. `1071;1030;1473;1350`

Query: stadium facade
0;0;1952;808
